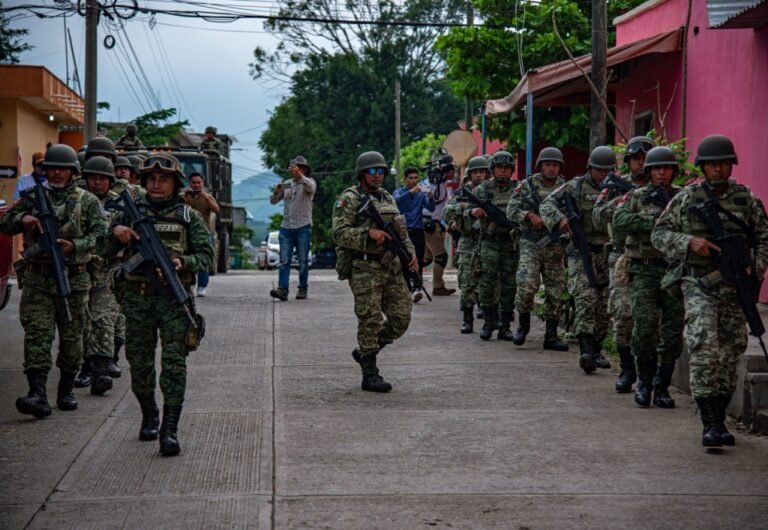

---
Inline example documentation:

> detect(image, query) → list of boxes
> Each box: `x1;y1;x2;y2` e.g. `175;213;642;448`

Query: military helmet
588;146;617;169
490;150;514;170
355;151;388;179
77;150;86;171
126;123;137;134
695;134;738;165
126;155;143;174
623;136;655;162
140;152;185;187
114;156;132;170
82;156;116;182
42;144;80;173
467;156;490;172
205;126;217;134
535;147;565;169
85;137;117;162
643;146;679;174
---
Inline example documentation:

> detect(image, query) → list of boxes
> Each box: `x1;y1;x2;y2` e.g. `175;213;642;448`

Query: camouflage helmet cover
643;146;679;174
42;144;80;174
535;147;565;169
588;146;617;169
695;134;738;165
83;155;116;182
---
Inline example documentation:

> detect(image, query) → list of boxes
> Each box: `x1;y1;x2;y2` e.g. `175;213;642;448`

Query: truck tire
217;230;229;273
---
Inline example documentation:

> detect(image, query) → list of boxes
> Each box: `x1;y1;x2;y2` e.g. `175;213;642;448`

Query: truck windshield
174;155;208;184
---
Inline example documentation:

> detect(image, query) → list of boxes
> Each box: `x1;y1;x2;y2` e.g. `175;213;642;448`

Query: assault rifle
21;176;72;320
642;186;672;209
106;190;196;326
689;185;768;362
525;183;562;248
357;194;432;302
558;191;597;287
453;185;517;232
599;172;635;194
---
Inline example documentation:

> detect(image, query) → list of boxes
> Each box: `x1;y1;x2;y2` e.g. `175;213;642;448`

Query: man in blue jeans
269;156;316;301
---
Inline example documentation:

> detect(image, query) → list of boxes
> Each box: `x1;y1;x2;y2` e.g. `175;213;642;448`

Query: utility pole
464;1;474;131
590;0;607;149
394;80;401;183
84;0;98;141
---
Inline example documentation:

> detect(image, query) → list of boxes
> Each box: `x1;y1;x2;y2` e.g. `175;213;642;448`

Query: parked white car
257;231;280;270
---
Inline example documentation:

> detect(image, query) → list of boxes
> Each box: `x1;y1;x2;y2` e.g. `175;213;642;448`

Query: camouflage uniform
332;186;413;357
443;186;481;310
200;137;225;155
507;173;565;320
115;135;144;149
651;180;768;399
0;182;107;374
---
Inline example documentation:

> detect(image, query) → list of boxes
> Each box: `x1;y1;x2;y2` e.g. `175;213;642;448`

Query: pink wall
617;0;686;45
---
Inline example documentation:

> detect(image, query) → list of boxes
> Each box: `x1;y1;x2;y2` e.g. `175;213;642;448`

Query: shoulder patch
596;188;611;203
616;193;630;208
336;198;345;209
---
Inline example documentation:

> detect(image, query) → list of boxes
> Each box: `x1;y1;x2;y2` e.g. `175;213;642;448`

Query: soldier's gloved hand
527;212;545;230
113;225;140;245
56;239;75;255
368;228;391;246
21;214;43;235
408;255;419;273
471;208;487;219
558;217;571;234
689;236;721;257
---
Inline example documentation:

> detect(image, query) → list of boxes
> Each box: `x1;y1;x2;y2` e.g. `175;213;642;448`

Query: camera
426;148;455;185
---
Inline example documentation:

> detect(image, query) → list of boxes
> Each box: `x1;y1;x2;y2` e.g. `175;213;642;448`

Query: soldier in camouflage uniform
593;136;654;389
443;156;488;333
110;152;213;455
652;135;768;448
541;146;616;374
613;146;683;408
0;144;107;418
115;123;145;150
332;151;417;393
113;156;141;200
200;126;225;155
507;147;568;351
472;151;519;341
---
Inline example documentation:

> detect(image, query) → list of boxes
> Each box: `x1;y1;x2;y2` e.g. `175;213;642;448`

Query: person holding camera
421;153;457;297
269;156;316;301
184;173;220;297
393;166;435;303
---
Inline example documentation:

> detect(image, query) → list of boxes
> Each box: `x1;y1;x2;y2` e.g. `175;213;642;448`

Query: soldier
472;150;519;341
541;146;616;374
109;152;214;455
115;123;145;150
332;151;417;392
200;126;225;155
613;146;683;408
86;136;117;164
82;156;122;394
0;144;107;418
507;147;568;351
593;136;654;388
443;156;488;333
652;135;768;448
126;155;144;186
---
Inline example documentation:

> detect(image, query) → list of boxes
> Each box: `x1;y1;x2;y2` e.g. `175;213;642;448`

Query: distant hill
232;170;283;242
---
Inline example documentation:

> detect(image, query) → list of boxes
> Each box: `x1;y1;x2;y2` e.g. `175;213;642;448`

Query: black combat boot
476;305;484;320
512;312;530;346
578;333;596;374
592;336;611;369
634;357;655;407
108;339;122;378
74;357;92;388
653;363;676;408
16;369;52;418
479;307;496;341
159;404;182;456
138;395;160;441
695;397;723;448
56;370;79;411
359;353;392;393
460;307;474;334
497;311;516;341
717;393;736;446
543;319;569;351
90;356;113;396
615;346;637;393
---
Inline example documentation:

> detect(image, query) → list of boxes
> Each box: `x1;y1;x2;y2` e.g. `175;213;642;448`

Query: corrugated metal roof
707;0;768;28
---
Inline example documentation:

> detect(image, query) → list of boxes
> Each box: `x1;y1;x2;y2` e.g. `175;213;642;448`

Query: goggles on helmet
142;156;179;174
626;140;654;155
365;167;387;176
493;154;514;166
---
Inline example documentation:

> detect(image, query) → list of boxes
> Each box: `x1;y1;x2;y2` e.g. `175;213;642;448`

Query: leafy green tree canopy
0;3;32;64
100;108;189;146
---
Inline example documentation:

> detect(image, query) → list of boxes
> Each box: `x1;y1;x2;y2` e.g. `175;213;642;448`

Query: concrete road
1;270;767;529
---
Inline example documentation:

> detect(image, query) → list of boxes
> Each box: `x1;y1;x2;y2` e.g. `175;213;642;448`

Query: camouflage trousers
115;311;126;346
456;248;480;309
629;263;683;364
567;250;610;338
608;252;633;349
514;238;564;320
477;239;518;312
349;259;412;356
122;289;192;406
681;278;747;398
85;284;120;360
19;279;89;374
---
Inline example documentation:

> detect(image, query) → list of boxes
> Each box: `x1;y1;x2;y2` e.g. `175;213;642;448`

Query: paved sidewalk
1;270;767;529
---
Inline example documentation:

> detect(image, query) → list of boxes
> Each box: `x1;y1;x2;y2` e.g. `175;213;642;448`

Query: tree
0;3;32;64
398;133;446;175
100;108;189;146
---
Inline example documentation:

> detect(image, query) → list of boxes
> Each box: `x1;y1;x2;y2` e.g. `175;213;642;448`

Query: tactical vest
479;178;516;234
684;183;753;268
25;185;90;265
624;186;681;259
521;173;563;238
573;175;608;242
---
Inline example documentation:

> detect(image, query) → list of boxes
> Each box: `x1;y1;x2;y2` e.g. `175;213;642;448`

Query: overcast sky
9;1;291;183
